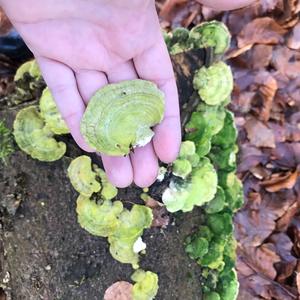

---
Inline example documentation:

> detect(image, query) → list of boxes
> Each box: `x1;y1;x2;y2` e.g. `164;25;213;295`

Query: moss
0;120;14;165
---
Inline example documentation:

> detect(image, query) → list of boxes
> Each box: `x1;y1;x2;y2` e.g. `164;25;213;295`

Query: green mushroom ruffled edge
13;106;66;162
67;155;153;269
80;79;164;156
14;59;41;82
39;87;69;135
165;21;231;57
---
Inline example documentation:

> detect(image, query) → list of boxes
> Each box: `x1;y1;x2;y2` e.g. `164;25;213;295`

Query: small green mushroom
193;61;233;106
39;87;69;135
108;205;153;268
13;106;66;162
80;79;164;156
131;269;159;300
67;155;101;197
76;195;123;237
189;21;231;55
93;165;118;200
14;59;41;81
163;157;218;212
172;141;199;179
169;27;190;55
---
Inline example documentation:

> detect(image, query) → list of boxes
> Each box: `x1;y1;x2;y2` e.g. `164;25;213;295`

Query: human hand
198;0;255;10
1;0;181;188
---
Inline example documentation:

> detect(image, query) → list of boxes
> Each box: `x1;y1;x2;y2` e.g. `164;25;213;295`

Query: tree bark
0;49;206;300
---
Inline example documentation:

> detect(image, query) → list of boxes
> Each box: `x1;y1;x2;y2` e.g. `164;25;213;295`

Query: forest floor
157;0;300;298
0;0;300;299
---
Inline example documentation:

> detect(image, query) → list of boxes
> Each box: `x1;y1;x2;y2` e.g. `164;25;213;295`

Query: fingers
133;37;181;163
101;154;133;188
75;68;134;188
36;56;94;152
130;143;159;188
106;60;159;187
106;60;137;83
197;0;255;10
76;70;108;104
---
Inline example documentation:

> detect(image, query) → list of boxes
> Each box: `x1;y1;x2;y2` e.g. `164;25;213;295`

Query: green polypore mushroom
204;186;225;214
185;237;209;260
81;79;164;156
203;292;221;300
93;165;118;200
173;159;192;179
169;27;190;55
172;27;190;44
76;195;123;237
13;106;66;161
172;141;199;179
131;269;159;300
217;269;239;300
108;205;153;268
189;21;231;55
14;59;41;81
39;87;69;135
68;155;118;200
193;61;233;106
67;155;101;197
163;157;218;212
219;172;244;212
185;104;227;158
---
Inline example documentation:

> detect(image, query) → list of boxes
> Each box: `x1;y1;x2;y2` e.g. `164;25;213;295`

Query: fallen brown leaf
227;3;262;36
232;90;255;114
287;22;300;49
250;44;273;69
235;191;296;247
144;196;170;228
237;17;286;48
261;169;299;192
104;281;133;300
269;233;297;282
296;261;300;295
270;142;300;169
289;217;300;257
159;0;187;20
244;118;276;148
296;272;300;296
276;200;299;232
272;46;300;79
237;271;297;300
253;71;278;122
249;243;280;279
237;144;269;173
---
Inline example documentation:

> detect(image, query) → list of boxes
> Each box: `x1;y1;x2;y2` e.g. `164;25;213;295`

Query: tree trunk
0;50;206;300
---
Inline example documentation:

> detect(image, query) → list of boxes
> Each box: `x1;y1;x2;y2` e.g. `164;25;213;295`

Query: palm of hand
4;0;181;187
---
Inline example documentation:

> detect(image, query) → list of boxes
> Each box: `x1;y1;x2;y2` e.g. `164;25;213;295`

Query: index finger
133;36;181;163
36;56;94;152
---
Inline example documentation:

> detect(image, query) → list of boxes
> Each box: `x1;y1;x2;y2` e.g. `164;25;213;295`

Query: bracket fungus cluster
67;155;153;269
162;21;242;299
14;59;41;82
39;87;69;135
193;61;233;106
13;62;69;162
81;79;164;156
11;20;242;300
13;106;67;162
165;20;230;56
188;20;231;55
131;269;159;300
162;141;218;213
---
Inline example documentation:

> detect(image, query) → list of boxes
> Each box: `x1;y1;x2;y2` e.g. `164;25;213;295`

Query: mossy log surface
0;50;206;300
